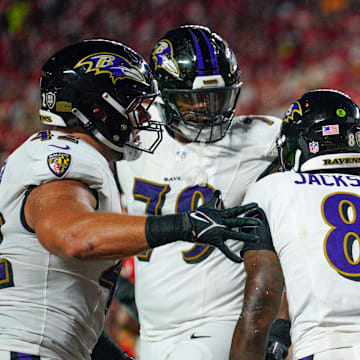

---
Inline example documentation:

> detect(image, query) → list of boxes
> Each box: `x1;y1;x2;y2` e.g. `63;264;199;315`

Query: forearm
230;316;270;360
38;211;193;260
37;212;149;260
230;250;284;360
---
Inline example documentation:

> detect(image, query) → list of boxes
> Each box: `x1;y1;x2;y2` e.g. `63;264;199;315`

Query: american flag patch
322;124;339;136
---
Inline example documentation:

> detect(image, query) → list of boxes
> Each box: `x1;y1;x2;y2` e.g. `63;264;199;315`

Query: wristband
145;213;192;248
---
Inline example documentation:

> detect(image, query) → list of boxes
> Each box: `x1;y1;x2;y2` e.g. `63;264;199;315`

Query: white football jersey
243;171;360;359
0;130;121;359
117;113;281;341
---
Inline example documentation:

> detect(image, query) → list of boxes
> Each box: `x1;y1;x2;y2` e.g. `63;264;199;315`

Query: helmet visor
169;86;240;119
163;84;241;142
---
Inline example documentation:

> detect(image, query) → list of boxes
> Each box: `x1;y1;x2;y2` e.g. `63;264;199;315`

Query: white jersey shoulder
0;130;121;359
244;170;360;358
230;114;281;158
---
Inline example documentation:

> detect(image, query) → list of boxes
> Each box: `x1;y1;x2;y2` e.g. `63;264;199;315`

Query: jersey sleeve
257;115;281;160
23;135;105;191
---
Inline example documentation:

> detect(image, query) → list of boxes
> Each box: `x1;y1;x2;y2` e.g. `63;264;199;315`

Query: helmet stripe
199;29;220;75
188;29;205;76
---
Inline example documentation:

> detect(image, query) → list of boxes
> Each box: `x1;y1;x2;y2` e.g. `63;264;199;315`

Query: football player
116;25;283;360
230;89;360;360
0;39;259;360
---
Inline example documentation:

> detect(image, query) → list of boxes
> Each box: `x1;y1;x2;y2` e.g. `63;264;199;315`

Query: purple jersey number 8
322;192;360;281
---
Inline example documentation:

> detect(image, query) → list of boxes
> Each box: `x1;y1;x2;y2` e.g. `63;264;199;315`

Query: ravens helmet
149;25;242;143
40;39;162;160
277;89;360;172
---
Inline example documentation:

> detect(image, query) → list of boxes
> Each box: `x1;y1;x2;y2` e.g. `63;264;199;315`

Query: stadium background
1;0;360;357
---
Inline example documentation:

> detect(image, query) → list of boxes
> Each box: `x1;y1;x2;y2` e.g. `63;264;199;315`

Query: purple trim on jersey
189;29;205;76
11;353;40;360
200;29;219;75
299;356;314;360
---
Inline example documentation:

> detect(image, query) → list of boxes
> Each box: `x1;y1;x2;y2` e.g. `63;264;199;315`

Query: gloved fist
145;190;261;263
187;190;261;262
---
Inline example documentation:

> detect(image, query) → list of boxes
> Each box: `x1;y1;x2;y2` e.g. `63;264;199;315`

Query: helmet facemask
163;82;242;143
99;91;163;158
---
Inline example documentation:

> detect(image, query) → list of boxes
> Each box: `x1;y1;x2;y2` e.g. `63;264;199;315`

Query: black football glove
187;190;260;262
265;319;291;360
145;190;261;263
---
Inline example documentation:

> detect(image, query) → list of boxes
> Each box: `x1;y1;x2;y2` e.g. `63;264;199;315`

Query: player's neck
53;127;113;163
172;131;190;144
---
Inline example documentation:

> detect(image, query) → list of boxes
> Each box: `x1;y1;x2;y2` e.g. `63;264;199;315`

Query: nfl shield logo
47;152;71;178
176;150;186;162
309;141;319;154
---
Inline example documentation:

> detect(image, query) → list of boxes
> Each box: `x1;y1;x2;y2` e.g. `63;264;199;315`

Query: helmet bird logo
74;53;147;85
152;40;180;78
283;101;303;124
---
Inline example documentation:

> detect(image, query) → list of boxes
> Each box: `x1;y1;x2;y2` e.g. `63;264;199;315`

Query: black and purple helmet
40;39;162;159
149;25;242;143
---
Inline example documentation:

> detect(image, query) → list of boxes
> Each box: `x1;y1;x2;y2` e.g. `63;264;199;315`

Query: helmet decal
45;92;56;109
336;108;347;117
152;40;180;78
322;124;339;136
283;101;303;123
188;28;219;76
74;52;147;85
309;141;319;154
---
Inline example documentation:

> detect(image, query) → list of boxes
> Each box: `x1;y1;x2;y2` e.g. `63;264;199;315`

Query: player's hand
187;190;260;262
265;319;291;360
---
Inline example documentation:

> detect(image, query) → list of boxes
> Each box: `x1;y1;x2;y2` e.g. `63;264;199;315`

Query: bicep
24;180;97;255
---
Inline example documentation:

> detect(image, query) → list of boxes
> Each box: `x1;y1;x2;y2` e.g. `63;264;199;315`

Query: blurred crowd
1;0;360;355
1;0;360;164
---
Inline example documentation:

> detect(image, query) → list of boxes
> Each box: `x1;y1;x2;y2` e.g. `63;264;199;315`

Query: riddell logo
323;157;360;165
